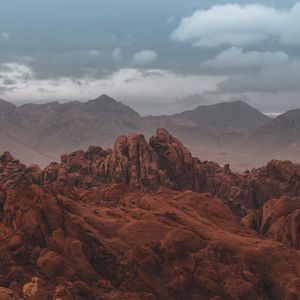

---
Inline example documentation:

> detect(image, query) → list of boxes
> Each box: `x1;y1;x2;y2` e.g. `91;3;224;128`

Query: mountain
146;100;271;129
0;98;52;165
144;101;273;170
21;95;148;157
250;108;300;143
0;129;300;299
0;95;150;166
174;100;272;129
244;108;300;161
0;96;299;170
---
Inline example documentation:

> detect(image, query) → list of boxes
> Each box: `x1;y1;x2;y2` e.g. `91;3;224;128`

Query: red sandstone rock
0;183;299;298
5;129;291;216
0;152;27;188
149;128;195;189
0;129;300;298
242;196;300;249
99;133;172;190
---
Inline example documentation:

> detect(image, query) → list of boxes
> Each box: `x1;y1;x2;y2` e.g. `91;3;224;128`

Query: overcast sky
0;0;300;115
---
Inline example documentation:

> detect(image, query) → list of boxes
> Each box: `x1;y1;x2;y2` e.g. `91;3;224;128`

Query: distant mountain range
0;95;299;169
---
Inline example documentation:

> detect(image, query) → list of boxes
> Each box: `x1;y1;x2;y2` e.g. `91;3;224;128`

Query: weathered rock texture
242;196;300;249
36;129;300;213
0;129;300;299
0;185;300;299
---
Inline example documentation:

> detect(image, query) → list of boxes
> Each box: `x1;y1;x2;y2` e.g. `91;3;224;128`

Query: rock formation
0;184;300;299
0;128;300;299
242;196;300;249
37;129;300;214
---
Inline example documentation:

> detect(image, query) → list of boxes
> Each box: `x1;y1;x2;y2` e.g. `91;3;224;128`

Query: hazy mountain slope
144;101;273;169
0;99;51;163
0;96;299;169
251;108;300;142
29;95;149;156
245;109;300;156
146;100;271;130
178;100;271;129
0;95;152;165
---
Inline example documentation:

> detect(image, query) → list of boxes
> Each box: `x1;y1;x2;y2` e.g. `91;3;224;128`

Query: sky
0;0;300;115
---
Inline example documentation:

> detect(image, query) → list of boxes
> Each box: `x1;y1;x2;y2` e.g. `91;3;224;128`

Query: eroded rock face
242;196;300;249
0;152;27;188
245;160;300;208
149;128;195;189
101;133;173;190
2;129;300;216
38;129;242;204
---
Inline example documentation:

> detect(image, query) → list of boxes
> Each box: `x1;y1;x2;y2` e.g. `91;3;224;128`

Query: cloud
88;49;101;56
0;32;10;42
133;50;157;65
171;3;300;47
0;63;224;109
0;63;33;84
197;46;300;94
201;47;290;74
217;59;300;93
1;61;300;116
112;48;122;61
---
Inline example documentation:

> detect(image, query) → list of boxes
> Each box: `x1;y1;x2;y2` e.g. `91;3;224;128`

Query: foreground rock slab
0;184;299;299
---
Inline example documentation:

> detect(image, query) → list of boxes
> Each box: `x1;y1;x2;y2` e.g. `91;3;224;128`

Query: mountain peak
85;94;141;117
274;108;300;128
176;100;271;129
88;94;118;105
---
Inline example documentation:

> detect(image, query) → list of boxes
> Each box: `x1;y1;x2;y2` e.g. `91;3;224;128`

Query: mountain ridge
0;95;298;170
172;100;272;129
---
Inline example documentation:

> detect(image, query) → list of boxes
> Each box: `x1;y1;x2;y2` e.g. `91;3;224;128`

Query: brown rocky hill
0;128;300;299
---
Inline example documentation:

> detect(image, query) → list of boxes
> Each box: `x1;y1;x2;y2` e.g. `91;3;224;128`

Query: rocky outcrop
0;129;300;298
149;128;196;189
0;152;27;188
244;160;300;208
40;129;241;199
0;287;16;300
0;185;300;299
3;129;300;215
101;133;173;190
242;196;300;249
